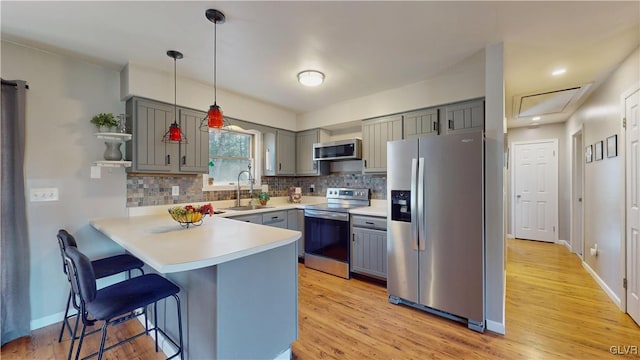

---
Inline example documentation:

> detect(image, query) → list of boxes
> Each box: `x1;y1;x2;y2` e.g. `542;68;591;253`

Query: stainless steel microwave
313;139;362;161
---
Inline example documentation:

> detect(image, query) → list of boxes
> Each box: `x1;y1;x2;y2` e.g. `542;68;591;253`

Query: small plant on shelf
254;191;270;206
90;112;119;131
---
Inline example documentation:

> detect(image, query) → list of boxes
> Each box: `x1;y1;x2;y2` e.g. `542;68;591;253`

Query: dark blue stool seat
87;274;179;321
56;229;145;354
64;247;183;360
91;254;145;279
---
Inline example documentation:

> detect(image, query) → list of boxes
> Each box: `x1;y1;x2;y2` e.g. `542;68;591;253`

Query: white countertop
349;206;387;217
90;215;301;274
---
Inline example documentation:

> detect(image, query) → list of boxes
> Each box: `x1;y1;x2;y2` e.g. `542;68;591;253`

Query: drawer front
262;211;287;228
351;215;386;230
229;214;263;224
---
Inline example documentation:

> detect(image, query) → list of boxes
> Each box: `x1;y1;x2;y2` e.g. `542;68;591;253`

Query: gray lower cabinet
262;211;287;228
287;209;305;258
228;213;262;224
126;97;209;174
362;115;403;173
443;99;484;135
351;215;387;279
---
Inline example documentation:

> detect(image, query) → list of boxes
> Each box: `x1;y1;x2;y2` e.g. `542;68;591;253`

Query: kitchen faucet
237;163;255;207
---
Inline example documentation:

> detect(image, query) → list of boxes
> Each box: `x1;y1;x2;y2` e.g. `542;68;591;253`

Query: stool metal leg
96;322;109;360
154;302;159;352
58;290;73;342
175;294;184;360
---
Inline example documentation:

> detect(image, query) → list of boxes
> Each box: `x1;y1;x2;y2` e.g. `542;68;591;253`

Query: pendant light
162;50;187;143
200;9;226;131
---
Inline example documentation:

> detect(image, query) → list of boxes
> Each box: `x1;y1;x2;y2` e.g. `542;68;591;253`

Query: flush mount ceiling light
162;50;187;143
552;68;566;76
200;9;226;131
297;70;325;87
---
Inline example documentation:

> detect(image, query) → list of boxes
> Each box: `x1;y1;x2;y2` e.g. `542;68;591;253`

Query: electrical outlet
172;186;179;196
309;184;315;193
30;187;59;202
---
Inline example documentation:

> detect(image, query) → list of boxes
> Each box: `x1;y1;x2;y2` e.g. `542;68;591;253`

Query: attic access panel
517;87;581;118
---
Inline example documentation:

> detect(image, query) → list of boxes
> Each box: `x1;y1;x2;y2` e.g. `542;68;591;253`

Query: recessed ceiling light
532;116;541;121
551;68;566;76
297;70;325;87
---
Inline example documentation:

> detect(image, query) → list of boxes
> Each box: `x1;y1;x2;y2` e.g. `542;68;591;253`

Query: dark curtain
1;79;30;345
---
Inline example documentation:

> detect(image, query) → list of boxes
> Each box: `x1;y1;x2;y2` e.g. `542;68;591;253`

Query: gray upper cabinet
126;97;209;174
178;108;209;173
403;108;439;139
296;129;329;176
276;130;296;175
126;97;176;173
362;115;403;173
443;99;484;135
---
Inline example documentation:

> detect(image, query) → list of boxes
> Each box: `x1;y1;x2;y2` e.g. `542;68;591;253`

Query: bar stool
64;247;183;360
56;229;145;344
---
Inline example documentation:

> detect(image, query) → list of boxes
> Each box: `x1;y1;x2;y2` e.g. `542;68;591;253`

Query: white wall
122;63;298;131
297;50;486;129
507;123;569;242
565;47;639;307
1;40;130;328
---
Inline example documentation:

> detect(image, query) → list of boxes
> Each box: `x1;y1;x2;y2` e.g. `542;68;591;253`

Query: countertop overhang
90;215;301;273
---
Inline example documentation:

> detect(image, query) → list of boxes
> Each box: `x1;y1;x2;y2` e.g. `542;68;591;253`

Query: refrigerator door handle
417;157;426;251
410;158;418;251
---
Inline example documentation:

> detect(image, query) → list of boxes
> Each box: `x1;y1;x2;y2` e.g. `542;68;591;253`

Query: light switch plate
30;187;59;202
172;186;179;196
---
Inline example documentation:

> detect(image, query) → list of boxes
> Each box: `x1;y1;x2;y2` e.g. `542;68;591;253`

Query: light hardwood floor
2;239;638;359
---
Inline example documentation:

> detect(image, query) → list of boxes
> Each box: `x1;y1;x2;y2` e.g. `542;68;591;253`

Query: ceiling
2;1;639;129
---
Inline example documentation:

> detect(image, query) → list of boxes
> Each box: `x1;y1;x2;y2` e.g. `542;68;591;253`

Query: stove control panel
326;187;370;201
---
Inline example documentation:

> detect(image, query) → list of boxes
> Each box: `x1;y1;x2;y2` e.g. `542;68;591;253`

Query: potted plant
254;191;270;206
90;112;119;132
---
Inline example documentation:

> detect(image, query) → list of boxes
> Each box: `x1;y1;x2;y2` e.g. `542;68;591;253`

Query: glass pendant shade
168;123;182;141
208;104;224;129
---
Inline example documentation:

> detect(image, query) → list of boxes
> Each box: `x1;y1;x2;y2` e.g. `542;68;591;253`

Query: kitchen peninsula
90;214;301;360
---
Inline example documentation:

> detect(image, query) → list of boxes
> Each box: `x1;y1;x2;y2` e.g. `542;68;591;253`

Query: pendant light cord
213;20;217;104
174;57;177;121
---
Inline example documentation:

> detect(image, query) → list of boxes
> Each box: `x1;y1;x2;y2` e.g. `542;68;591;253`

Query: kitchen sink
224;205;274;211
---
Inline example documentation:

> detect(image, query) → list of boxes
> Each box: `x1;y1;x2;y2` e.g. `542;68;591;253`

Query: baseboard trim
30;311;66;331
486;319;505;334
582;262;622;309
556;239;571;251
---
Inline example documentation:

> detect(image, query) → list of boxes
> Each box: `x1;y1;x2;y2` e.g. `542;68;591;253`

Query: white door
625;88;640;326
572;130;584;257
513;140;558;242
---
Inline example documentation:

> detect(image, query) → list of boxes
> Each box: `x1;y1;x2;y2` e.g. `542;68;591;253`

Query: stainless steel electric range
304;187;370;279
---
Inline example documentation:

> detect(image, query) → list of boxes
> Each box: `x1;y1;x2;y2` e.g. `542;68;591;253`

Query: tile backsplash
127;173;386;207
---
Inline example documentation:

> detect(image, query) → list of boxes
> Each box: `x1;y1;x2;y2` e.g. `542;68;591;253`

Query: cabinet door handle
279;163;282;171
182;155;186;165
363;159;367;168
365;221;375;225
448;119;454;129
272;216;278;220
167;154;170;165
433;121;438;132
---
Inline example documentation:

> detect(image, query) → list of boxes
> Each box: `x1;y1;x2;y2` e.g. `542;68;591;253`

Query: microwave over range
313;139;362;161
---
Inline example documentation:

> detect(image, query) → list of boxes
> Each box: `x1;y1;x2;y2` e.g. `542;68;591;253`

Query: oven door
304;210;349;262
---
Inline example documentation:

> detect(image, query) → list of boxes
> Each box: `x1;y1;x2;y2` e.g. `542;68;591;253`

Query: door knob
516;195;521;198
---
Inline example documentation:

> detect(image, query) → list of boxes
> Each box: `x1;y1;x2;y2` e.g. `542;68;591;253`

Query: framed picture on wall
585;144;592;163
595;140;603;161
607;134;618;158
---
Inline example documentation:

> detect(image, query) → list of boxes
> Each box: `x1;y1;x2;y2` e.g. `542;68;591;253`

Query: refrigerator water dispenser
390;190;411;222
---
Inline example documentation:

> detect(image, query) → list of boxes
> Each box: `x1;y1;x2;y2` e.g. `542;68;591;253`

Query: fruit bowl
168;203;214;228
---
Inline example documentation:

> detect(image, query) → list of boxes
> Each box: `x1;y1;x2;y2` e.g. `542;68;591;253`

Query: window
202;126;261;191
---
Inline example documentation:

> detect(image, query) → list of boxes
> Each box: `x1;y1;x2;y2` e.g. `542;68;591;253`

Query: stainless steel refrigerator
387;131;485;332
